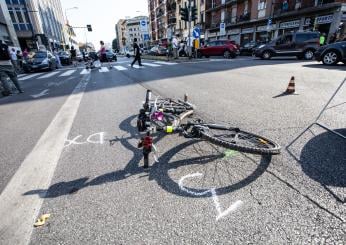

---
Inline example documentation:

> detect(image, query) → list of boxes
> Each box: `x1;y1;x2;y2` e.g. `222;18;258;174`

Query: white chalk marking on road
80;68;90;75
59;69;76;77
179;172;243;221
142;63;161;67
30;89;49;98
38;71;60;79
113;65;128;71
18;73;43;81
154;61;178;65
0;76;90;245
64;132;105;147
99;67;109;72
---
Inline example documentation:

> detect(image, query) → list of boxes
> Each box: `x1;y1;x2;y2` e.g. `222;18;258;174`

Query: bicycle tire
199;124;281;155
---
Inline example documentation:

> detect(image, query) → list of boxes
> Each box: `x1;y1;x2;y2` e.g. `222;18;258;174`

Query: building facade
0;0;20;47
116;19;127;52
205;0;346;45
5;0;68;51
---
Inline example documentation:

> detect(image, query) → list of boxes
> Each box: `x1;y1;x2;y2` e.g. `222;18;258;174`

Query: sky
60;0;148;49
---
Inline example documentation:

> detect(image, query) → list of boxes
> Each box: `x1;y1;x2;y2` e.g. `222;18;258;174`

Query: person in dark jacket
131;38;142;67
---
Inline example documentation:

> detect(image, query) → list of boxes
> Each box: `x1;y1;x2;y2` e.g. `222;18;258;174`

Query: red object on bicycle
143;135;153;150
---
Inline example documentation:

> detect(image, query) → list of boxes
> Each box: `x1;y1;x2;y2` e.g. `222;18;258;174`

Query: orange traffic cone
286;76;295;94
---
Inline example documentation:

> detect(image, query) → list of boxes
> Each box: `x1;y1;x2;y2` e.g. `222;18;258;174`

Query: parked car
23;51;57;72
96;50;117;61
148;46;167;56
240;41;265;56
314;41;346;65
58;51;71;65
253;31;320;60
76;52;83;62
197;40;239;58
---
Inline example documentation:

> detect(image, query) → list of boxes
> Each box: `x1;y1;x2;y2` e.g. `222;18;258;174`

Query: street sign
143;34;150;41
192;27;200;38
220;22;226;36
140;19;148;33
266;18;272;31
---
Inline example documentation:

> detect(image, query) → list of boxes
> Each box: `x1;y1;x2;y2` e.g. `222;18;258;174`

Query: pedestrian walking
172;35;179;59
320;33;326;46
99;41;107;63
16;50;23;70
22;48;28;60
131;38;142;67
53;49;62;68
10;48;18;72
0;40;24;96
70;46;77;67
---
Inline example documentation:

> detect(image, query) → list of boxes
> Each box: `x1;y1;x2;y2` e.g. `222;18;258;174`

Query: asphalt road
0;57;345;244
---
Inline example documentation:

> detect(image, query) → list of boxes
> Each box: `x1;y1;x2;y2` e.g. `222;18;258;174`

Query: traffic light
191;6;197;21
180;7;189;22
87;24;92;32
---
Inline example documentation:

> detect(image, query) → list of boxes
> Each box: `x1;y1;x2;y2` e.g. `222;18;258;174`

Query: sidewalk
141;55;206;63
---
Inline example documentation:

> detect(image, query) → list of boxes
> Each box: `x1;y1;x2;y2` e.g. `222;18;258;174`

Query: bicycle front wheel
200;124;281;155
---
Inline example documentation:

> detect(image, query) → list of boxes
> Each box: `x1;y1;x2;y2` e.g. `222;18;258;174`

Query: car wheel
262;51;272;59
223;50;231;59
322;50;339;65
197;51;202;58
303;49;315;60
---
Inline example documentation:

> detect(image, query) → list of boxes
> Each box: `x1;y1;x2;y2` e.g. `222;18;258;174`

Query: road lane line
0;75;90;245
99;67;109;72
18;73;43;81
80;68;90;74
154;61;177;65
38;71;60;79
59;69;76;77
142;63;161;67
113;65;127;71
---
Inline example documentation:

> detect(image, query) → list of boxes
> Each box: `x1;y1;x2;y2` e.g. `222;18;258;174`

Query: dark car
254;31;320;60
240;41;265;56
314;41;346;65
197;40;239;59
58;51;71;65
23;51;57;72
148;46;167;56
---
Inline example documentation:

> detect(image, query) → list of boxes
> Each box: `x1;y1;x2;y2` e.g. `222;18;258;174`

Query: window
19;0;25;4
9;11;16;23
6;0;11;4
12;0;19;4
19;23;27;31
23;11;30;23
258;0;266;10
13;24;20;31
16;10;24;23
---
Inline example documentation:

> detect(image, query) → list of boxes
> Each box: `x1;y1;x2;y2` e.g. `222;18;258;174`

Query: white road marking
38;71;60;79
0;76;90;245
18;73;43;81
154;61;178;65
64;132;105;147
80;68;90;74
59;69;76;77
142;63;161;67
128;64;144;69
113;65;128;71
99;67;109;72
179;173;243;221
31;89;49;98
17;74;26;78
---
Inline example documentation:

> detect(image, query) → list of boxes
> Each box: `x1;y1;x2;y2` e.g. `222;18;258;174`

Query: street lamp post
65;7;78;49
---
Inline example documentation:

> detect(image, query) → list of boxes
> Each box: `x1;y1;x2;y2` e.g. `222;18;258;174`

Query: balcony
237;12;250;22
273;0;337;16
206;0;223;11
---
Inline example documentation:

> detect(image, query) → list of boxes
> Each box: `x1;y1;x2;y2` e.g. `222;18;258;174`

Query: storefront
315;14;334;35
278;19;300;36
240;27;255;45
227;28;240;44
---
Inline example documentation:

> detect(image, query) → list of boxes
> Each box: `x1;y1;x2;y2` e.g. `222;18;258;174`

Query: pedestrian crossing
16;61;179;81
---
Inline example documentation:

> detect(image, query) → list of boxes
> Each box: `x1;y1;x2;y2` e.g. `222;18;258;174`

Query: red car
197;40;239;59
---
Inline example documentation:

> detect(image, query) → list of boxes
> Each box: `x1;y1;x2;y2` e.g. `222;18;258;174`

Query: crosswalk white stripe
128;64;144;69
38;71;60;79
99;67;109;72
154;61;177;65
18;73;43;81
142;63;161;67
17;74;26;78
113;65;128;71
80;69;90;75
59;69;76;77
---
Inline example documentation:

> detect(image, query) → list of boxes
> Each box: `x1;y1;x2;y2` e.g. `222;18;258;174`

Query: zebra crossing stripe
99;67;109;72
128;64;144;69
59;69;76;77
142;63;161;67
38;71;60;79
113;66;127;71
80;69;90;75
154;61;177;65
18;73;43;81
17;74;26;78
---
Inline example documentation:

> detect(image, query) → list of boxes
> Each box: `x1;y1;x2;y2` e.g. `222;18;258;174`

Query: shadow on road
24;115;273;199
287;128;346;203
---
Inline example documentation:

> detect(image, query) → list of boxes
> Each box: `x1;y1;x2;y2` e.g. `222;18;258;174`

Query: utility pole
188;0;191;58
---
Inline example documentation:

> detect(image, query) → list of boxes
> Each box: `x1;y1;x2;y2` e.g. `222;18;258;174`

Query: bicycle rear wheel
199;124;281;155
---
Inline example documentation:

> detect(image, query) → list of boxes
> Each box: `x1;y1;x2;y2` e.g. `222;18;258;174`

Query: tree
112;38;119;51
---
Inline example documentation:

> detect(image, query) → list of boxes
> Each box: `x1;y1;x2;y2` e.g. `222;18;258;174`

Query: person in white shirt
172;35;179;59
10;48;18;71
